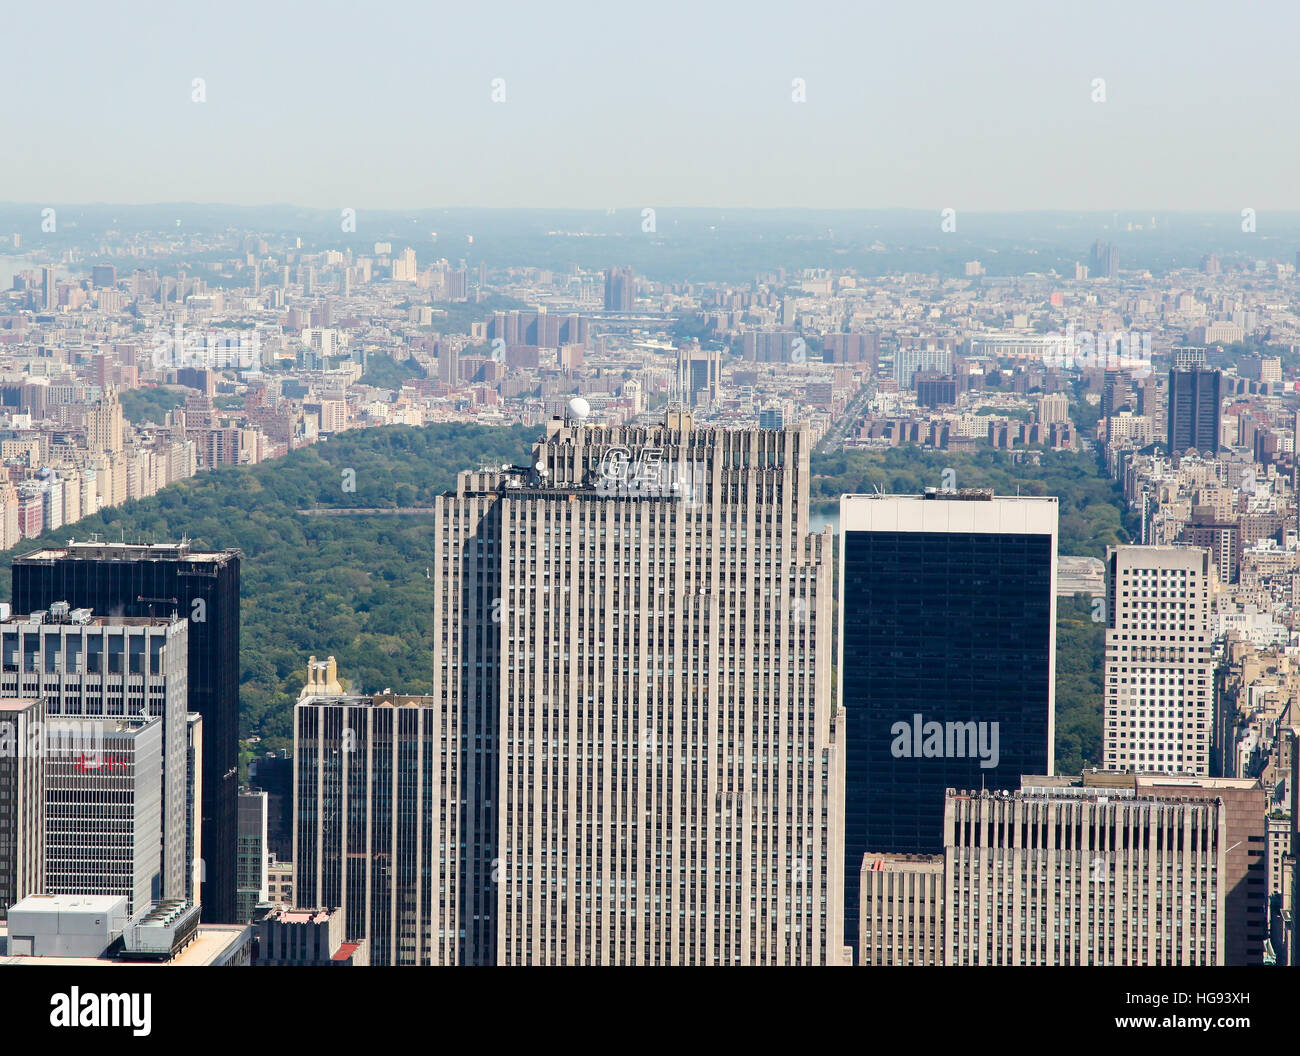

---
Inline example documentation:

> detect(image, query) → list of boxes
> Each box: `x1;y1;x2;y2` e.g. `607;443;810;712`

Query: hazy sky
4;0;1299;211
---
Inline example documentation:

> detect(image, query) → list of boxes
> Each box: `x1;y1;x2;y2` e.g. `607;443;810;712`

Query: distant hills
3;204;1297;282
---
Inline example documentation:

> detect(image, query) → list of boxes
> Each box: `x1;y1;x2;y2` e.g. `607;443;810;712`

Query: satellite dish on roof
568;396;591;420
535;460;547;474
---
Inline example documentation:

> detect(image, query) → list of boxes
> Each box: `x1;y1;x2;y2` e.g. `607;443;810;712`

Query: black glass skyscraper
838;492;1056;962
12;541;240;923
1167;365;1222;456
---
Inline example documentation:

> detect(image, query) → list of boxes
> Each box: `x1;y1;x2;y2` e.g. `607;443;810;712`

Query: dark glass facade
249;754;293;862
841;529;1052;960
294;699;441;965
12;546;240;923
1167;367;1222;455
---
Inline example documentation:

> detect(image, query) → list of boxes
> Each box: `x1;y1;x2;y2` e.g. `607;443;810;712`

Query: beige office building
1103;546;1214;775
859;854;943;966
432;410;844;965
860;778;1227;965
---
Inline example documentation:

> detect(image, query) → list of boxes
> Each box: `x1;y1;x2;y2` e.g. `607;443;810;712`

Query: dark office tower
603;265;635;311
11;541;241;923
295;690;443;965
1167;361;1222;457
447;266;468;300
249;752;293;862
915;375;958;409
838;490;1057;963
1100;370;1131;420
1090;239;1119;279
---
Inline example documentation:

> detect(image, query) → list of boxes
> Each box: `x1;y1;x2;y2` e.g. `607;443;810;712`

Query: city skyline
2;0;1300;990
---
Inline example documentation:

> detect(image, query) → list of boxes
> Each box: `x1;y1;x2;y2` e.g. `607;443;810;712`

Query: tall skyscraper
676;343;721;407
1100;370;1132;420
0;698;45;919
249;749;291;863
293;689;441;966
894;346;951;389
86;388;125;455
1167;352;1222;456
41;266;56;311
1090;239;1119;279
839;490;1058;962
603;265;635;311
861;777;1227;966
430;411;844;964
436;341;460;387
1136;774;1267;966
236;789;268;922
1103;545;1214;776
12;541;241;922
0;604;190;901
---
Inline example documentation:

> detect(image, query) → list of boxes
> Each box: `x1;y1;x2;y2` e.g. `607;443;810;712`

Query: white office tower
46;718;163;915
432;409;844;965
186;712;203;906
1103;546;1214;775
0;698;45;918
0;606;190;900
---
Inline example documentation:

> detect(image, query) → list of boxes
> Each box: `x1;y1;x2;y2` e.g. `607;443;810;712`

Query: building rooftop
841;490;1059;535
9;893;125;916
845;490;1058;504
0;921;249;966
2;609;180;628
265;908;332;925
14;540;239;564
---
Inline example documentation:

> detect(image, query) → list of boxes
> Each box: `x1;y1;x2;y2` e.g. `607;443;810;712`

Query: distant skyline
5;0;1300;211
